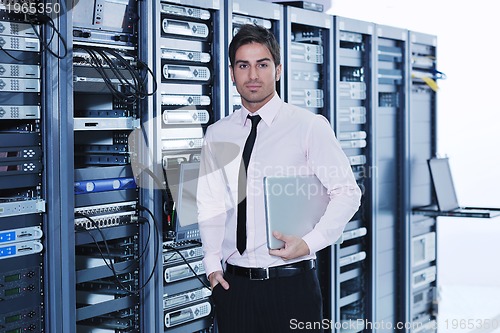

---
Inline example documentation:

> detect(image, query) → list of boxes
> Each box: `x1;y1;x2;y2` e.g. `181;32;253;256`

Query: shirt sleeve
302;115;362;254
197;128;228;277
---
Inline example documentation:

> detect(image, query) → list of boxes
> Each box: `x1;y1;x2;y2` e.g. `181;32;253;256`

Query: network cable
74;210;160;295
27;13;68;59
73;44;157;104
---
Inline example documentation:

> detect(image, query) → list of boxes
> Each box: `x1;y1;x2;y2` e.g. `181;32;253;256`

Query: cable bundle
74;45;157;103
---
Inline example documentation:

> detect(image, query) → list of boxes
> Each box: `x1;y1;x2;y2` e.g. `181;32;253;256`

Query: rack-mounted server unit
283;6;333;119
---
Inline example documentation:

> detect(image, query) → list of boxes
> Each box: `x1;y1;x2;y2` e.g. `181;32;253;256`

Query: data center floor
438;284;500;333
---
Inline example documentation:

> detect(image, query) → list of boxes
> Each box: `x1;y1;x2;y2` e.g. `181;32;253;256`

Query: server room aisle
438;218;500;333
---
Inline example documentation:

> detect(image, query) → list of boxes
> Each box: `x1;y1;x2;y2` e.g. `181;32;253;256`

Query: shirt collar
240;93;282;127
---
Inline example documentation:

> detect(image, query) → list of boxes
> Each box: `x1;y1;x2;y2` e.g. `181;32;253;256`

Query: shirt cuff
302;229;331;255
202;255;223;278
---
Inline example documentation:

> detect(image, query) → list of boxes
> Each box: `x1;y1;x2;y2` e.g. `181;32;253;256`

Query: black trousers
211;268;323;333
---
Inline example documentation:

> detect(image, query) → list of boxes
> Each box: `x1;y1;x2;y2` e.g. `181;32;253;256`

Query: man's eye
239;64;248;69
259;63;268;68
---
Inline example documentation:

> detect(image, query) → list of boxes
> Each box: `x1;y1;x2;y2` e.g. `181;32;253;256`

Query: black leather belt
225;259;316;281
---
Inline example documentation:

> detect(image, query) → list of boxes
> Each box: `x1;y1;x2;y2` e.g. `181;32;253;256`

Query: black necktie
237;114;262;255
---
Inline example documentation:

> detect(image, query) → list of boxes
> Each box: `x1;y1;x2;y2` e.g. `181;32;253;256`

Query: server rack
66;0;151;331
332;16;374;333
406;31;439;333
156;1;224;332
281;4;335;323
372;24;408;329
225;0;284;117
0;11;46;333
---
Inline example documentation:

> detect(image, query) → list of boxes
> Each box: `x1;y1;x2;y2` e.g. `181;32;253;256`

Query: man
197;24;361;332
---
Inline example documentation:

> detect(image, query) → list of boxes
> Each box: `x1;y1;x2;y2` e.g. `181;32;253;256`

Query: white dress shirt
197;94;361;276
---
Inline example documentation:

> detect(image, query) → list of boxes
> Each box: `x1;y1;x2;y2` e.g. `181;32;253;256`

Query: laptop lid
428;157;460;211
263;175;329;250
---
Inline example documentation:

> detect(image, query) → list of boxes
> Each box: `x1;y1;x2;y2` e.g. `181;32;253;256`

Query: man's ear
229;65;235;82
275;64;282;81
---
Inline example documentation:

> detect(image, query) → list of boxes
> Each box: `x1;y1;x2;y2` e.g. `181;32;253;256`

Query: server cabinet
281;5;334;323
67;0;151;331
156;1;224;332
406;31;438;333
332;16;374;333
373;24;408;331
225;0;284;116
0;11;46;333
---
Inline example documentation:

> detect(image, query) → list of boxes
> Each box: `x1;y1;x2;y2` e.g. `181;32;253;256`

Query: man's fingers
272;230;283;240
210;271;230;290
217;277;230;290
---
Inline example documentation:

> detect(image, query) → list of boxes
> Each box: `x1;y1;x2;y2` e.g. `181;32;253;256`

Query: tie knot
247;114;261;129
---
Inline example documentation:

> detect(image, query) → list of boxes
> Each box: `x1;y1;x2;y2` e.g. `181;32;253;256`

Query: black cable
78;46;132;102
136;216;151;262
74;224;115;273
73;45;156;103
0;44;30;62
163;243;210;291
27;14;68;59
105;47;155;101
104;48;144;95
0;14;67;61
74;213;133;293
136;204;161;291
137;59;158;97
132;162;169;205
162;165;173;217
110;157;207;292
74;212;157;295
95;47;140;96
75;212;140;273
74;46;133;102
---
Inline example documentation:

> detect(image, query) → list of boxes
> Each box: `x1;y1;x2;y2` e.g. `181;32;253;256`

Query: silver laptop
263;175;330;249
426;157;500;218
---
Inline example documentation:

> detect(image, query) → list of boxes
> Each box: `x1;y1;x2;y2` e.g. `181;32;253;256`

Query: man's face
230;42;282;113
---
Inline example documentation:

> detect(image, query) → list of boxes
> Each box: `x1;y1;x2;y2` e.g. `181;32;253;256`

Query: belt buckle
249;268;269;280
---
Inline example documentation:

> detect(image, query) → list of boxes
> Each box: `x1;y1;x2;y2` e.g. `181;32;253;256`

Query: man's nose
249;66;258;79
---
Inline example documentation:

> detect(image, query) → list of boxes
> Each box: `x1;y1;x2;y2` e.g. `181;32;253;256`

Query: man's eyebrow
234;58;272;64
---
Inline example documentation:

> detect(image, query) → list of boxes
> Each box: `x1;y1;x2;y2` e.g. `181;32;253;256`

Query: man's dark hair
228;24;281;67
